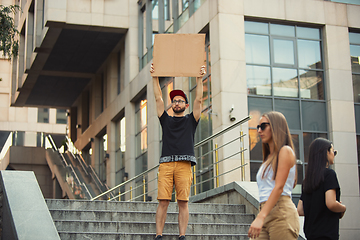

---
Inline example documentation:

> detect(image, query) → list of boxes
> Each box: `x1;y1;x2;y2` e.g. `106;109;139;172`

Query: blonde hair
261;111;295;182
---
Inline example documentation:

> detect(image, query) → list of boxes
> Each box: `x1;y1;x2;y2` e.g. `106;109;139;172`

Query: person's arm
248;146;295;238
150;63;164;117
325;189;346;215
297;199;304;216
193;65;206;121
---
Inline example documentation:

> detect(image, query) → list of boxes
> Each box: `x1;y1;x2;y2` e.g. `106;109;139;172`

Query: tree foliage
0;5;20;59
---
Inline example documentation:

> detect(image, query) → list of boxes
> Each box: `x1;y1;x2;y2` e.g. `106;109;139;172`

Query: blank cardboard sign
151;34;206;77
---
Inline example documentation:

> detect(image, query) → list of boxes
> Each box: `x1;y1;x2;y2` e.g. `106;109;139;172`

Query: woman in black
297;138;346;240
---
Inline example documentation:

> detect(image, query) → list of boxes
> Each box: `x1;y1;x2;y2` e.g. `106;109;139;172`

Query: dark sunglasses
334;150;337;156
257;122;270;131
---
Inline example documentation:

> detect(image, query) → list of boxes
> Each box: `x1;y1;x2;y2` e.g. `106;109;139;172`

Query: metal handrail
91;115;251;202
194;116;251;148
91;164;160;201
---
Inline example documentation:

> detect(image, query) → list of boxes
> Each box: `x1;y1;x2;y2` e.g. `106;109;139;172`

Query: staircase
46;199;254;240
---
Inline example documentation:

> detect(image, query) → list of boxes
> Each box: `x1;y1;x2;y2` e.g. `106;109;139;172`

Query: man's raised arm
193;65;206;121
151;63;164;117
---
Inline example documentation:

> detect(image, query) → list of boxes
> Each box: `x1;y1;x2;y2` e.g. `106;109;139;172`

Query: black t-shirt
159;111;198;166
300;168;341;240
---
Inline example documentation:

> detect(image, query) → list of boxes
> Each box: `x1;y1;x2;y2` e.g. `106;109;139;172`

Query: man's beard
173;106;186;114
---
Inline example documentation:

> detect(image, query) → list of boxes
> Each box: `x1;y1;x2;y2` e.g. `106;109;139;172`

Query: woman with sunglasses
297;138;346;240
248;111;299;239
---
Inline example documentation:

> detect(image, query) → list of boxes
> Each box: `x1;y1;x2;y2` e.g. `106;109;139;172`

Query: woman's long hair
302;137;332;194
261;111;295;182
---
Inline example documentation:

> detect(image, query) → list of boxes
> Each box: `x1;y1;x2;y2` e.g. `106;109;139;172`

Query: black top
159;111;198;166
300;168;341;240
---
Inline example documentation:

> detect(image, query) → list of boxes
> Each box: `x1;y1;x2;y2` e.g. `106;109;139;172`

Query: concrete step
53;220;250;234
57;232;249;240
46;199;246;214
49;209;254;223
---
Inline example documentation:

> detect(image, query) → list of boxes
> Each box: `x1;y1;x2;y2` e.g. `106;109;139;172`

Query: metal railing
91;115;251;202
45;135;93;199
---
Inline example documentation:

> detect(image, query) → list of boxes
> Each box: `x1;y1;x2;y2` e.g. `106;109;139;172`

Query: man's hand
199;65;206;76
150;63;155;73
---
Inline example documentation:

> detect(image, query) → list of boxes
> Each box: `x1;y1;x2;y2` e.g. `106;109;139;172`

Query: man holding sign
151;62;206;240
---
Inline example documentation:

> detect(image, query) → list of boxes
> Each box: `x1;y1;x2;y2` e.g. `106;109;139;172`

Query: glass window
245;34;270;65
272;68;298;97
115;117;126;185
134;94;148;199
270;24;295;37
249;129;262;161
299;70;324;100
38;108;49;123
350;45;360;73
298;40;322;69
303;132;327;163
297;164;304;185
291;134;300;160
245;21;269;34
355;105;360;133
246;65;271;96
135;99;147;156
273;39;295;65
330;0;360;5
353;75;360;103
250;162;262;181
297;27;320;40
98;133;107;184
56;109;67;124
357;135;360;165
302;101;327;132
350;32;360;44
274;99;300;130
248;97;273;127
246;21;325;185
14;131;25;146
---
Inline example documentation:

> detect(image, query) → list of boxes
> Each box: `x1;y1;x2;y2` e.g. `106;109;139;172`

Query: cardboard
151;34;206;77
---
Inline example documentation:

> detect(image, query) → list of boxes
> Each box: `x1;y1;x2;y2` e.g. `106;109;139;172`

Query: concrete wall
0;146;53;199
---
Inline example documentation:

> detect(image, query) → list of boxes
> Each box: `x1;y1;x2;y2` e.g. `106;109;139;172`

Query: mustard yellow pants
257;195;300;240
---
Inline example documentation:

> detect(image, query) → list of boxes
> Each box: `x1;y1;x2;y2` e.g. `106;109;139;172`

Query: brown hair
261;111;296;183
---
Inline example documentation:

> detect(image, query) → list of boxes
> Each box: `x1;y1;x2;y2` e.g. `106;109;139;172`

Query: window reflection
350;45;360;73
299;70;324;100
273;39;295;65
135;96;147;156
246;21;325;185
245;21;269;34
302;101;327;132
297;27;320;39
272;68;298;97
38;108;49;123
355;105;360;133
274;99;300;130
298;40;322;69
303;132;327;163
245;34;270;65
248;98;272;128
246;65;271;96
56;109;67;124
270;24;295;37
249;129;262;161
250;162;262;182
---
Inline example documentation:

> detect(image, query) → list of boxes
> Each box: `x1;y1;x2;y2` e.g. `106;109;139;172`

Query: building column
125;2;139;84
210;0;250;184
324;24;360;237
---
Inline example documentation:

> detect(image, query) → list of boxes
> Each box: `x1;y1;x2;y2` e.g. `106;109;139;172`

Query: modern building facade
5;0;360;238
0;0;67;197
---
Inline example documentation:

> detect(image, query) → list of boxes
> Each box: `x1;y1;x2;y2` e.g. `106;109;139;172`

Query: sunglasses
257;122;270;131
334;150;337;156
